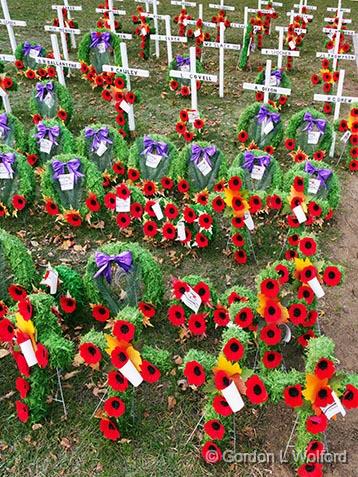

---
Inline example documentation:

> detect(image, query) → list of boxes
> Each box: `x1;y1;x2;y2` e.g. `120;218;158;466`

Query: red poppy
228;176;242;191
255;91;264;101
311;74;320;85
103;396;126;419
297;286;315;305
161;176;174;190
143;220;158;237
0;318;15;342
223;338;244;362
237;130;249;143
111;346;129;369
12;195;26;211
349;159;358;172
116;183;130;200
193;282;210;304
232;233;245;247
297;463;323;477
184;360;206;386
214;370;232;391
127;168;140;182
306;440;325;459
263;301;282;323
300;266;317;283
260;324;282;346
287;215;300;229
99;418;121;440
323;102;332;114
0;301;8;318
275;264;290;285
177;179;190;193
164;203;179;220
249;195;262;213
288;303;307;326
35;343;48;368
260;278;280;298
43;197;57;216
183;206;196;224
188;313;206;335
299;238;317;256
198;213;213;229
108;370;129;393
116;212;131;229
15;376;30;399
312;150;325;161
64;211;82;227
59;295;77;314
193;118;204;130
138;302;156;319
8;284;27;302
284;384;303;408
302;310;318;328
298;330;316;347
306;414;328;435
16;400;29;423
314;385;334;407
285;138;296;150
341;384;358;410
85;193;101;212
350;146;358;158
262;350;282;369
80;342;102;365
140;360;161;383
195;232;209;248
314;358;335;380
246;374;268;404
322;266;341;286
91;304;110;322
201;441;222;463
167;304;186;327
204;420;225;440
176;122;186;135
234;249;247;265
113;320;135;342
234;307;254;328
212;395;233;416
266;194;282;210
288;233;300;247
25;69;36;80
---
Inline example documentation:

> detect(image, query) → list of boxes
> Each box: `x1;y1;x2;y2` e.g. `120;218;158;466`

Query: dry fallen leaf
0;348;10;359
63;370;80;381
167;395;176;410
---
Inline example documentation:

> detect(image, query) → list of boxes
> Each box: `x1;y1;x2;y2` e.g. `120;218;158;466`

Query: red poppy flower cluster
337;107;358;172
284;14;309;70
15;45;57;81
132;7;152;60
175;109;205;143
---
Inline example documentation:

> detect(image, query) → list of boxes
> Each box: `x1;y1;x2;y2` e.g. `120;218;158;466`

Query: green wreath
0;145;35;215
15;42;46;73
28;119;74;166
167;55;204;96
29;80;73;124
78;30;121;74
254;68;291;107
237;102;284;150
83;241;164;314
0;60;17;107
128;134;179;182
0;112;27;152
40;153;104;218
238;24;253;70
77;123;128;173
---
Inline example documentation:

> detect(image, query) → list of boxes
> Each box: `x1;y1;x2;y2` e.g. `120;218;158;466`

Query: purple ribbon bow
52;158;84;183
0;152;15;176
35;82;54;101
256;105;281;125
90;32;111;49
35;123;60;145
176;55;190;68
141;135;168;157
93;251;133;284
304;161;332;189
22;41;42;56
85;127;113;152
243;151;271;173
303;112;326;133
270;69;282;82
191;144;217;167
0;113;10;138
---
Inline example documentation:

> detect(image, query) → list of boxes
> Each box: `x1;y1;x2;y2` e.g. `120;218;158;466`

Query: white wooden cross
35;34;81;86
169;46;218;112
150;15;188;65
141;1;163;58
134;0;159;14
259;1;282;7
203;22;241;97
293;0;317;12
286;6;313;23
51;1;82;49
0;0;27;53
208;0;235;12
242;59;291;103
103;42;150;131
45;5;81;62
313;69;358;157
327;0;351;14
261;27;300;69
0;53;15;113
95;0;132;40
171;0;197;7
186;4;217;29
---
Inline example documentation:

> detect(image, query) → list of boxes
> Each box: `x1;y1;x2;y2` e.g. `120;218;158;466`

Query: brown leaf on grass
167;395;176;410
142;315;154;327
0;348;10;359
0;390;15;402
63;370;80;380
72;353;84;367
31;423;43;431
59;239;74;250
174;355;183;365
59;437;72;450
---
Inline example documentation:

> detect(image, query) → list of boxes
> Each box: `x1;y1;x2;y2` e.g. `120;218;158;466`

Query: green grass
0;0;357;476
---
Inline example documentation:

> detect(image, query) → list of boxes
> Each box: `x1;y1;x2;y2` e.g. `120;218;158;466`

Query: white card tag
197;158;212;176
141;27;147;36
0;128;4;139
176;221;186;241
341;130;351;143
308;178;321;195
263;120;274;135
40;138;53;154
307;276;325;299
181;287;202;313
19;339;38;367
120;99;130;113
194;29;201;37
43;92;55;108
29;48;40;58
98;42;106;53
183;18;188;26
293;205;307;224
96;141;108;157
180;64;190;72
307;131;321;145
119;359;143;387
321;391;346;419
244;211;255;231
251;164;266;181
40;268;59;294
151;201;163;220
145;152;161;168
269;75;278;86
116;196;131;212
289;40;296;50
58;173;74;191
221;381;245;413
0;163;13;179
188;110;200;124
280;323;292;343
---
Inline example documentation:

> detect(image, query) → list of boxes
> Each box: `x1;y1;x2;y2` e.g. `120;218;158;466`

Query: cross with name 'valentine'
242;59;292;103
0;0;27;53
150;15;188;65
203;22;241;98
169;46;218;111
45;5;81;63
51;1;82;49
103;42;150;131
261;27;300;69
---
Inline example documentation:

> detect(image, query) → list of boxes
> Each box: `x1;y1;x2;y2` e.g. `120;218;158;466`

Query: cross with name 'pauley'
103;42;150;131
203;22;241;98
169;46;218;112
261;27;300;69
45;5;81;63
242;59;292;103
313;69;358;157
150;15;188;65
0;0;27;53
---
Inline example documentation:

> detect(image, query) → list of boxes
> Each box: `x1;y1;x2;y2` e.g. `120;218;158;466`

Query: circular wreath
334;105;358;172
83;241;164;315
284;108;333;158
174;141;228;192
254;68;291;108
0;112;27;153
28;119;74;166
237;102;284;150
29;80;73;125
14;41;53;80
128;134;179;182
167;55;204;97
77;123;129;173
0;145;35;216
0;293;74;424
40;153;104;226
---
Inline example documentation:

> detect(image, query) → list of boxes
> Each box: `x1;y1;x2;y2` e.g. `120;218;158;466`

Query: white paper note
221;381;245;413
19;339;38;367
251;164;265;180
307;131;321;145
116;196;131;212
145;152;161;168
293;205;307;224
96;141;108;157
197;158;212;176
308;178;321;195
119;359;143;387
152;201;163;220
321;391;346;419
308;276;325;299
0;163;13;179
40;138;53;154
181;287;202;313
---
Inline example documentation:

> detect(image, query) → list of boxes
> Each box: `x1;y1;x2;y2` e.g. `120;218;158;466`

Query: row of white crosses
0;0;27;54
96;0;132;40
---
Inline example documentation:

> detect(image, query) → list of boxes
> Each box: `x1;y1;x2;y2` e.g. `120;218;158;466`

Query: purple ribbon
35;123;60;145
52;158;84;183
93;251;133;284
242;151;271;173
22;41;42;56
191;144;217;167
303;112;326;133
176;55;190;68
90;32;111;49
35;82;54;101
85;127;113;152
304;161;332;189
256;105;281;125
0;113;10;138
0;152;15;176
269;70;282;82
141;136;168;157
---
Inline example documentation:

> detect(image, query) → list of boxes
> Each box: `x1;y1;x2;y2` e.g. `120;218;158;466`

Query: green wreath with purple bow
78;30;121;75
167;55;204;97
0;112;27;152
254;68;291;108
29;80;73;125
